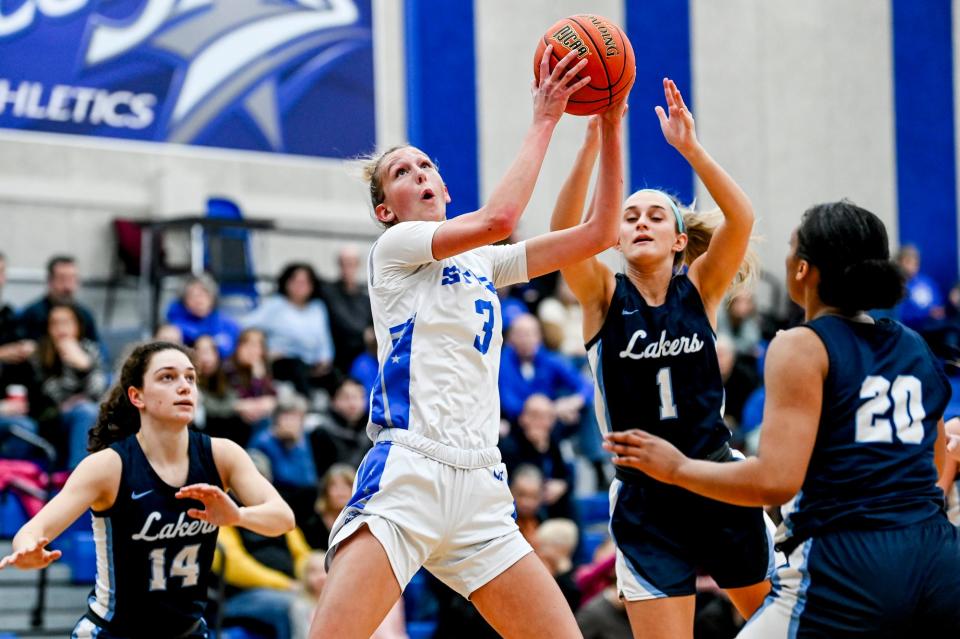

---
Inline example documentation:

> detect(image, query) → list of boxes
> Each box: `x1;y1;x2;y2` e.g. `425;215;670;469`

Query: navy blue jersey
587;273;729;479
781;316;951;549
84;430;222;637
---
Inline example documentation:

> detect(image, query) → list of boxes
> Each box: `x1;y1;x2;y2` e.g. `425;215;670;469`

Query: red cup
5;384;27;413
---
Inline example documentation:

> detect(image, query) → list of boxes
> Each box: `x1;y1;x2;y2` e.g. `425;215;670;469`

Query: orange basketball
534;15;635;116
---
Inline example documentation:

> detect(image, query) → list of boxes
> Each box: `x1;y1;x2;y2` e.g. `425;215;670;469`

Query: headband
637;189;684;233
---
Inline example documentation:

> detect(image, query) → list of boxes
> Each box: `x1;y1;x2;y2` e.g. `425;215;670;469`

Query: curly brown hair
88;341;195;453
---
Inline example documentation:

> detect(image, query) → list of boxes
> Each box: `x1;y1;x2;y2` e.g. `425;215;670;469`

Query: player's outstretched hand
0;536;62;571
655;78;699;157
176;483;240;527
532;46;591;124
603;429;687;484
946;417;960;462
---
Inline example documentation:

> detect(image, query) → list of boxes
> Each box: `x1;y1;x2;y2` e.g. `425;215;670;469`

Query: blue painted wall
892;0;959;292
405;0;479;216
625;0;694;203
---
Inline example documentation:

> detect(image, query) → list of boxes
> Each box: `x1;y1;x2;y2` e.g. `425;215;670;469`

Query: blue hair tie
638;189;684;234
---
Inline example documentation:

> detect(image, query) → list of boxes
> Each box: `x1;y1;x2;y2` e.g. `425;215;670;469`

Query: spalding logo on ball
534;15;636;116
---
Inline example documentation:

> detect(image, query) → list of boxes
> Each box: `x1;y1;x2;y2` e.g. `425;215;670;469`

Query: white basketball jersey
366;221;528;450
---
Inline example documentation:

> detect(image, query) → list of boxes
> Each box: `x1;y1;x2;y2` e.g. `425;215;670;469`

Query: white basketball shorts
326;429;532;598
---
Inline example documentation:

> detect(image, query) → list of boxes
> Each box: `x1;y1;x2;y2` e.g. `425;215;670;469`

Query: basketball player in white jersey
308;48;630;639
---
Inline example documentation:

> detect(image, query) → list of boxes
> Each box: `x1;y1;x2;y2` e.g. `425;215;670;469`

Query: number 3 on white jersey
855;375;926;444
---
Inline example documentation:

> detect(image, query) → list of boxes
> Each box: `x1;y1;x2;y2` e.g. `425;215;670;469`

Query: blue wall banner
0;0;375;158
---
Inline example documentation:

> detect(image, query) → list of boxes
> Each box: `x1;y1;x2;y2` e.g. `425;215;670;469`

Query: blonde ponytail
358;144;414;229
677;207;760;297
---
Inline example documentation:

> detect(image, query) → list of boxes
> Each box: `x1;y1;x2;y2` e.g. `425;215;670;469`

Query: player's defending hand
601;99;629;127
655;78;699;158
603;429;688;484
0;536;62;571
582;114;602;153
177;483;241;527
532;46;591;124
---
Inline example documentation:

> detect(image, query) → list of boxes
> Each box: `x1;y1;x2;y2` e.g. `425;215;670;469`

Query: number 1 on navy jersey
657;367;678;420
474;299;495;354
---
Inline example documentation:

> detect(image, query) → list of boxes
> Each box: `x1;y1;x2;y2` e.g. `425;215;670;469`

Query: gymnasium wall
690;0;899;294
0;0;958;319
0;0;407;294
475;0;956;305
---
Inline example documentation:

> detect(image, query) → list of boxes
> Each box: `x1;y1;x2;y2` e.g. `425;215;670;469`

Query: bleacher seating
577;530;609;566
59;530;96;584
406;620;438;639
0;539;90;637
946;376;960;419
217;627;270;639
403;568;437;623
0;491;28;539
574;492;610;528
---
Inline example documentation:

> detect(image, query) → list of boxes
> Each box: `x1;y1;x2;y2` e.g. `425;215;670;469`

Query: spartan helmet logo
81;0;365;148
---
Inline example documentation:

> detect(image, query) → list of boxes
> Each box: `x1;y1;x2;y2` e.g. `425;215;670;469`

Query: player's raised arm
662;77;755;313
364;47;589;266
551;116;601;234
524;101;626;339
544;114;620;337
427;48;590;260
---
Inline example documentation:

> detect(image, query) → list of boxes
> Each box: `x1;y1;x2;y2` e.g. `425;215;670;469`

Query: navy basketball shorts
609;478;774;600
740;519;960;637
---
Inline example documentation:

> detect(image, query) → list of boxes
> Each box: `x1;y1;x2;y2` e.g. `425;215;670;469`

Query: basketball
534;15;635;116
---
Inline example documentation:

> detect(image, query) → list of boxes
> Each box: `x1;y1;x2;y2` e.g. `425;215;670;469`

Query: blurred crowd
1;240;959;639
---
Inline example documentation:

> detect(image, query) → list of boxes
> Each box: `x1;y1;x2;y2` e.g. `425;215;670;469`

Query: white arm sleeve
478;240;529;289
368;221;443;287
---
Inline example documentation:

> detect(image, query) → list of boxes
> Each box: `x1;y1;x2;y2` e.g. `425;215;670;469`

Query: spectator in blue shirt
248;392;318;520
348;326;378;401
896;245;945;331
243;263;335;398
499;287;532;335
165;273;240;357
499;313;592;426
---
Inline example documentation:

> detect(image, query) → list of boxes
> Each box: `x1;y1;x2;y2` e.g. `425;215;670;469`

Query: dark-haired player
0;341;294;638
607;201;960;636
